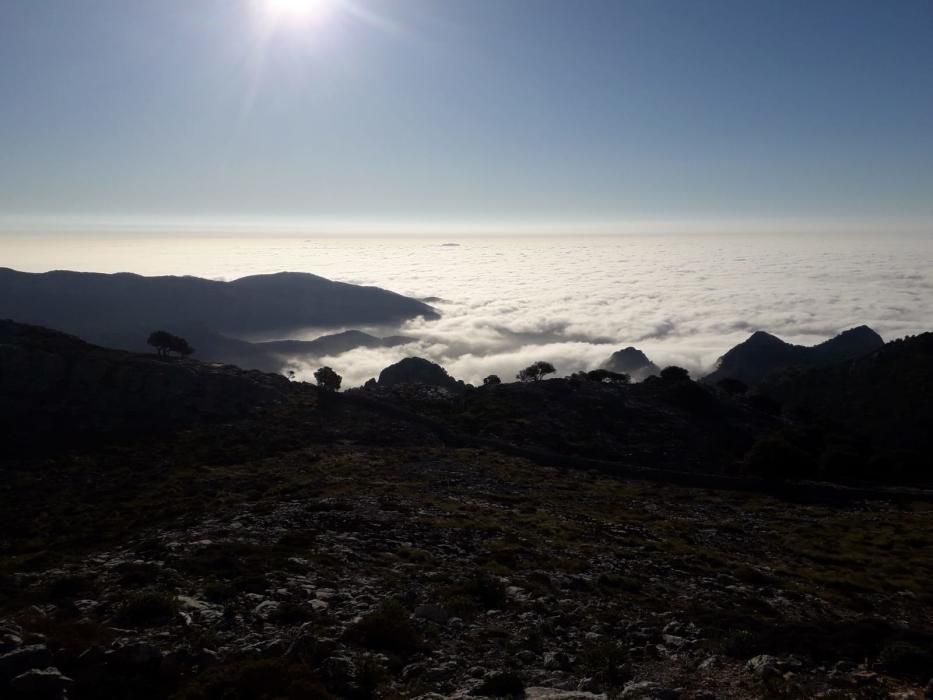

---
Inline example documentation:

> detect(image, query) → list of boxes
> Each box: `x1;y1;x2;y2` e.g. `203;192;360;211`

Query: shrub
44;574;97;601
115;590;178;627
314;366;342;392
660;366;690;382
748;394;782;416
580;640;631;687
483;375;502;386
273;601;316;624
879;641;933;678
203;580;235;603
468;572;507;610
597;572;641;592
114;562;163;588
177;659;334;700
716;377;748;396
743;433;816;480
344;600;421;657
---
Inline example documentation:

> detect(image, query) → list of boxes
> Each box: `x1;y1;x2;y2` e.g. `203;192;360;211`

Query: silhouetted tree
659;366;690;382
314;366;342;392
716;377;748;396
147;330;194;358
173;337;194;357
517;361;556;382
483;375;502;386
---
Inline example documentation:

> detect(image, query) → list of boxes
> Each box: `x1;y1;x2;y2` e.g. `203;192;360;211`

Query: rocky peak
705;325;884;385
604;346;659;380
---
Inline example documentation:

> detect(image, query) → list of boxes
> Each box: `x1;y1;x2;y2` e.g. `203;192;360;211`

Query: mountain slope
0;319;295;446
0;268;437;361
759;332;933;478
604;346;660;380
704;325;884;385
2;322;931;699
257;330;416;357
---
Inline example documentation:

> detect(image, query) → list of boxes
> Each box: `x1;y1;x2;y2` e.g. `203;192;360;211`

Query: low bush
344;600;421;657
879;641;933;679
115;590;178;627
177;659;334;700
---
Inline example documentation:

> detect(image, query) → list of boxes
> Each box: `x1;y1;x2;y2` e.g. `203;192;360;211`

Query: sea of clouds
270;233;933;386
5;232;932;387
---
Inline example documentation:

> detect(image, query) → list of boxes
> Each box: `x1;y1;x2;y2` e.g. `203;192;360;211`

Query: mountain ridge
0;267;436;372
704;325;884;385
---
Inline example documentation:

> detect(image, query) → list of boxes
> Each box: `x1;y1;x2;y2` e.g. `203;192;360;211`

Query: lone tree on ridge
314;366;342;392
147;330;194;358
517;361;556;382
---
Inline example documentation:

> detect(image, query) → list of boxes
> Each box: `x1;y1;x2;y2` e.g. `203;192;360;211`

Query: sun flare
262;0;331;23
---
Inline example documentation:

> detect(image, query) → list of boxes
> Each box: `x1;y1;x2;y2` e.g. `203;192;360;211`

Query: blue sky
1;0;931;233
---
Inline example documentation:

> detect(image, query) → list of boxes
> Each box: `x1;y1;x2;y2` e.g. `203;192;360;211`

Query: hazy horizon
4;232;931;387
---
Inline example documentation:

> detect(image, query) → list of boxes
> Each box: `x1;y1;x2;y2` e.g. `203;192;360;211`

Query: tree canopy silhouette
517;361;556;382
660;366;690;382
147;330;194;358
314;366;342;392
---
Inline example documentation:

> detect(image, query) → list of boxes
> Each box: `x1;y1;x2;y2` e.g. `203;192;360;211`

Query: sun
261;0;332;23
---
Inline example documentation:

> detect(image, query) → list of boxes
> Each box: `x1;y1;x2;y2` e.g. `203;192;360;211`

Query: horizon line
1;214;932;238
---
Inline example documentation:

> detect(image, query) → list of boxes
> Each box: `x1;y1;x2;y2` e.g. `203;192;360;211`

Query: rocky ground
2;438;932;699
2;322;932;698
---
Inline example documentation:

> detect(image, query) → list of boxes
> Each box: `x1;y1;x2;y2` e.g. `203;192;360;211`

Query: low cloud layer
5;232;930;387
276;234;933;387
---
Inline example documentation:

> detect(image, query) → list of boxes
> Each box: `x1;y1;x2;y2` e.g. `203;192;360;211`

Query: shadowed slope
705;326;884;385
0;267;436;355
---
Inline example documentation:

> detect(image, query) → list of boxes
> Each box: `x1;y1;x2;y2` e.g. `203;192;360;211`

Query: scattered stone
543;651;572;670
0;644;52;680
620;680;678;699
525;688;607;700
252;600;280;619
746;654;783;679
10;667;74;698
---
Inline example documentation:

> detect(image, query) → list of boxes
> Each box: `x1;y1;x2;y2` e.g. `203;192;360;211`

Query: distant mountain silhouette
704;326;884;385
370;357;466;394
257;330;415;357
0;268;436;371
604;346;660;380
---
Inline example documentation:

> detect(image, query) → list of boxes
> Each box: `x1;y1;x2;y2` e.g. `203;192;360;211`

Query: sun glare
262;0;331;23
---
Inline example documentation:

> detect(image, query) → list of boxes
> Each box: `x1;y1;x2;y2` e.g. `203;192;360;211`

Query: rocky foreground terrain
2;322;933;699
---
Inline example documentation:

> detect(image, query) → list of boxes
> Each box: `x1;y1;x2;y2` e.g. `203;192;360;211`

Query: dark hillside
0;320;294;448
760;332;933;480
0;268;436;371
705;326;884;385
2;322;933;699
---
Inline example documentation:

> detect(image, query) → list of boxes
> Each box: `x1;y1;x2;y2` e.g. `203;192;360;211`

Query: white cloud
279;233;933;387
5;232;931;386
